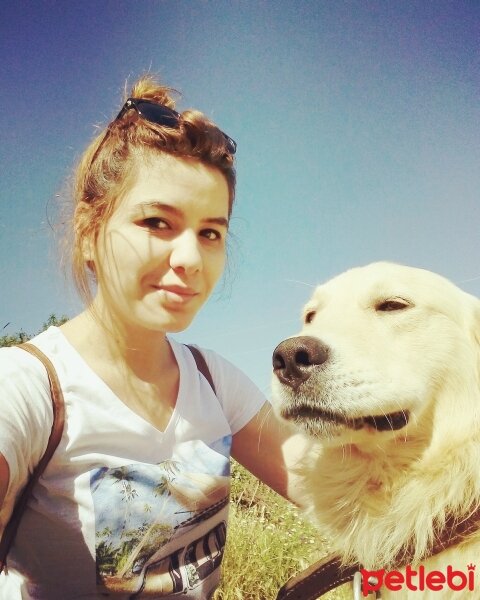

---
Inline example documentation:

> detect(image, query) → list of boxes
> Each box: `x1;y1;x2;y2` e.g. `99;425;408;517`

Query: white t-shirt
0;326;266;599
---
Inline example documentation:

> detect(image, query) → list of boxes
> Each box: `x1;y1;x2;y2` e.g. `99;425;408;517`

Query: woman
0;76;293;599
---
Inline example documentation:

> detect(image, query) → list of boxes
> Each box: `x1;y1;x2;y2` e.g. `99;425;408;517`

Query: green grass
214;462;352;600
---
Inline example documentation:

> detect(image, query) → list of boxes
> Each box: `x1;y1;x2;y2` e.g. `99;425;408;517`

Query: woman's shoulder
171;339;267;431
1;343;46;380
0;337;54;476
174;340;244;383
0;327;61;395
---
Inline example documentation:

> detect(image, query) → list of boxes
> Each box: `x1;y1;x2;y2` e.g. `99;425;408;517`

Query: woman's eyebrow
132;201;181;216
203;216;229;228
132;201;229;227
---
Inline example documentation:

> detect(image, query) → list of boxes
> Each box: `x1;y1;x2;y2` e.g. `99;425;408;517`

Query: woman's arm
0;454;10;507
0;347;53;510
231;403;310;503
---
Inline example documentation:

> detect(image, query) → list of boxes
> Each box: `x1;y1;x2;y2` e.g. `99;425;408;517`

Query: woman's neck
60;307;173;383
60;308;181;430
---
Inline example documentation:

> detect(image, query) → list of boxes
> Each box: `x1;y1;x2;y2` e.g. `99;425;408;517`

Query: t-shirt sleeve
198;348;267;435
0;347;53;501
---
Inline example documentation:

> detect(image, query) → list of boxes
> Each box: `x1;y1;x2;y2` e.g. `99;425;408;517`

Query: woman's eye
201;229;222;241
141;217;169;230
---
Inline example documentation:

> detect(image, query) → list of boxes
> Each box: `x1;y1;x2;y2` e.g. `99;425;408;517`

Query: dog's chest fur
298;439;480;598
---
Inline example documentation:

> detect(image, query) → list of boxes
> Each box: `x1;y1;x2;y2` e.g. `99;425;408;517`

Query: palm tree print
110;467;139;541
92;437;232;594
117;462;181;577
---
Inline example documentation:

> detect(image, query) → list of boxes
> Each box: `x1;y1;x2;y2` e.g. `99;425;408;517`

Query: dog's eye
305;311;316;324
376;299;410;312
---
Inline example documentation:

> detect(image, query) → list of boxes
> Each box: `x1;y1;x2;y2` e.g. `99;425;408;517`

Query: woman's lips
153;285;199;304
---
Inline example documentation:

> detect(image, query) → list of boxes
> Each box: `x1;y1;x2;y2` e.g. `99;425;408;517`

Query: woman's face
91;153;229;333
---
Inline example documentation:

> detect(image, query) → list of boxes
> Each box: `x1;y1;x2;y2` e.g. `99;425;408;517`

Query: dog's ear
470;298;480;381
472;299;480;343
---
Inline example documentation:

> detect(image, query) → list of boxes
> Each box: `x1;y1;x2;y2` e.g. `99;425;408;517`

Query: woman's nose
169;230;202;275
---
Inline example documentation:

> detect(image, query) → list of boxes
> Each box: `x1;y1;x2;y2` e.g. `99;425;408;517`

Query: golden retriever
271;262;480;599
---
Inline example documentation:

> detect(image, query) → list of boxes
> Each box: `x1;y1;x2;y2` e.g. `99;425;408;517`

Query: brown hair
70;74;236;304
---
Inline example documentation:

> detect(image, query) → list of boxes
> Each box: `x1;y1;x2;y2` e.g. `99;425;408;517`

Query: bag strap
0;342;65;574
186;344;216;394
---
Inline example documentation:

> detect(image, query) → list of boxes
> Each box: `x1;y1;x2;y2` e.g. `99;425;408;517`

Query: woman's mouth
153;285;200;304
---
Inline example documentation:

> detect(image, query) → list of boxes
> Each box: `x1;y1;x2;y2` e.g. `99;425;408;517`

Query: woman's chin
147;310;198;334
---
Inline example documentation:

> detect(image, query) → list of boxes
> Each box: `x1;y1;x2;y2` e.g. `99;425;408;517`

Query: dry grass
214;462;352;600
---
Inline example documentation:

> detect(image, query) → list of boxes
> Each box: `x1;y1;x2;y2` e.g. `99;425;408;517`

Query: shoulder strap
186;344;216;395
0;342;65;574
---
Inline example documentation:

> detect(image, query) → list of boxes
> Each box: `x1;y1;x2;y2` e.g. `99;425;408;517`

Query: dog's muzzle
273;336;411;432
273;336;329;389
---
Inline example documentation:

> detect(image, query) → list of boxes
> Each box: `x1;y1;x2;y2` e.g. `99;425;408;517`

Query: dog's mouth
282;405;410;432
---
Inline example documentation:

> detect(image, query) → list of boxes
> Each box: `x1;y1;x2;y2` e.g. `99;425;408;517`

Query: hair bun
128;74;179;110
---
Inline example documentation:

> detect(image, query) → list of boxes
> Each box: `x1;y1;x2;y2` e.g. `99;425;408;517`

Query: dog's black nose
273;336;329;389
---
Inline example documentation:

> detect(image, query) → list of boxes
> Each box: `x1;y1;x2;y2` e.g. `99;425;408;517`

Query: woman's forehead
114;154;230;218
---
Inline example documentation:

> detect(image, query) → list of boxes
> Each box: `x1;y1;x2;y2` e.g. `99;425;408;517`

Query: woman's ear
74;201;97;267
81;236;94;263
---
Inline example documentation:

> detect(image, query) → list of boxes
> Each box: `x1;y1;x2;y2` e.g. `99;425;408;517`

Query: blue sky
1;1;479;393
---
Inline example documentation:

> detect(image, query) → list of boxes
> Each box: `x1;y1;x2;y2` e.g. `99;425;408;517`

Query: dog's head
272;262;480;447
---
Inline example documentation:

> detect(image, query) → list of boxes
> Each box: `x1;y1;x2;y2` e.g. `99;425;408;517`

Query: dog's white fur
272;263;480;598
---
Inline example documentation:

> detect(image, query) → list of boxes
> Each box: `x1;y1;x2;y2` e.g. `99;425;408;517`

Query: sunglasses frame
116;98;237;154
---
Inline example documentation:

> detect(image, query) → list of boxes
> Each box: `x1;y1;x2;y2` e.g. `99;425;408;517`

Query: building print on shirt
90;437;231;598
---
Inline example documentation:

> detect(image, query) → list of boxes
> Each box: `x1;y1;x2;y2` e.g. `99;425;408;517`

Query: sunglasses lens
225;137;237;155
135;101;180;128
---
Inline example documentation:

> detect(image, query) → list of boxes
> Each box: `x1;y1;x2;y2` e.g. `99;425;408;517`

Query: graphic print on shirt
90;437;231;598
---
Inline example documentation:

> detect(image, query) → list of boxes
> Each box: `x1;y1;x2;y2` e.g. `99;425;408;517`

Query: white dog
272;263;480;599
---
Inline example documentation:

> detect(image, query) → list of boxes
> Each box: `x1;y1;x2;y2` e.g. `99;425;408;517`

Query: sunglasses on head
116;98;237;155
